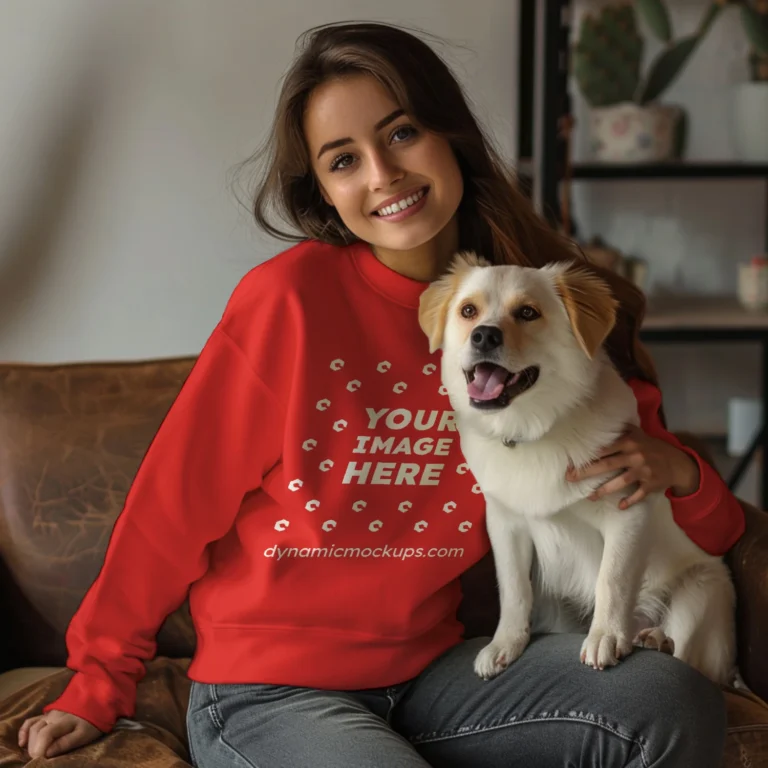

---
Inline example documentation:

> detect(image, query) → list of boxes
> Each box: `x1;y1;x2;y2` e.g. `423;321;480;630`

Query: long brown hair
236;21;658;385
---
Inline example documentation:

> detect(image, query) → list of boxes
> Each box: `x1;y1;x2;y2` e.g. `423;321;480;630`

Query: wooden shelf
642;296;768;333
514;160;768;181
571;162;768;180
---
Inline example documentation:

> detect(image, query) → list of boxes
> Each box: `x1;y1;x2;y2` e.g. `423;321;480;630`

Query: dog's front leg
581;501;651;670
474;500;534;680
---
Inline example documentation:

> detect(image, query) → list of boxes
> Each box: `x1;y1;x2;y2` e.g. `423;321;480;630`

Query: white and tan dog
419;252;736;684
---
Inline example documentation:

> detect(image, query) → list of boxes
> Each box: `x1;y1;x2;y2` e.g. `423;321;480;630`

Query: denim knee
637;654;727;767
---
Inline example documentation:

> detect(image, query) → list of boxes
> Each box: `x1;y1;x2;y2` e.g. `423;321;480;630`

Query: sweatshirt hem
187;622;464;690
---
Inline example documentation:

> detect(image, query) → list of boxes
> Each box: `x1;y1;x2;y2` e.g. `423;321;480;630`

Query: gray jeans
186;634;726;767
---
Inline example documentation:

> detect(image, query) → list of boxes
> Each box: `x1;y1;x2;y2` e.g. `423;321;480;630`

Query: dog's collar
501;433;540;448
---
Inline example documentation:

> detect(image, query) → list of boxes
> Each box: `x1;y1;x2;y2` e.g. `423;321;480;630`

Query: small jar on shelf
738;256;768;312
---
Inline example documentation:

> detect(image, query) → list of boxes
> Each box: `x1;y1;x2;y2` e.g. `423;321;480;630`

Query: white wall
0;0;519;363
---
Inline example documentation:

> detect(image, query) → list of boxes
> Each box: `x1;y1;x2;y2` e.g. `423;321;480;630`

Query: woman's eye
329;126;416;172
329;153;355;172
391;125;417;143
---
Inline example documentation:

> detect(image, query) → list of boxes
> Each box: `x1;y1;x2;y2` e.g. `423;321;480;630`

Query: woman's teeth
376;188;426;217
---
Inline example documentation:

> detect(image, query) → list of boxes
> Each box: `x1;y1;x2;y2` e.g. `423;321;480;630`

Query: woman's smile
371;186;429;221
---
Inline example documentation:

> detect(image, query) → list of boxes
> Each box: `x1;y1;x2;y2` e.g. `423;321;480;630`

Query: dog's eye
516;305;540;322
460;304;477;319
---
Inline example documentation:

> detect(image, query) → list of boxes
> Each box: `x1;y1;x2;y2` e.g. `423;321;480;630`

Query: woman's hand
566;424;700;510
18;709;103;759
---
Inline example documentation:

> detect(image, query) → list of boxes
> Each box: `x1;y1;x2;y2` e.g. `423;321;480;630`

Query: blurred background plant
573;0;722;108
572;0;723;161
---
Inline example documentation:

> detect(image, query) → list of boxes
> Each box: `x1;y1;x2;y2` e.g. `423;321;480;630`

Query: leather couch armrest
672;433;768;698
725;502;768;702
0;557;17;674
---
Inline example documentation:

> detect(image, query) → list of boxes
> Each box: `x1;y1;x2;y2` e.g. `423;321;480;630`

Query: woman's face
303;74;464;254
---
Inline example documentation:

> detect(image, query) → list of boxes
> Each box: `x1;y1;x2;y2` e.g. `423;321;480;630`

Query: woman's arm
629;378;745;556
40;326;282;733
566;377;745;556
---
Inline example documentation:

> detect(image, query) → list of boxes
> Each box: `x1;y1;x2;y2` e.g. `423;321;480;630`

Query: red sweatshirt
45;240;745;733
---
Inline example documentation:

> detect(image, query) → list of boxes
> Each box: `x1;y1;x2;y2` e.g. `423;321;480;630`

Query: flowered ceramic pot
588;102;685;163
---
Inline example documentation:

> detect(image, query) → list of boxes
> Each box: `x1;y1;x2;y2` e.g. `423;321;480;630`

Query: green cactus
573;1;724;107
573;4;643;107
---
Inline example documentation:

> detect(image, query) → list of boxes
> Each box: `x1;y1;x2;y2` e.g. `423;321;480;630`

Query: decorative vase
731;83;768;163
588;103;685;163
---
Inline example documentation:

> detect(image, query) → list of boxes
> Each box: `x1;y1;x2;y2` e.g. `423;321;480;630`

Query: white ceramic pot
731;82;768;163
588;102;684;163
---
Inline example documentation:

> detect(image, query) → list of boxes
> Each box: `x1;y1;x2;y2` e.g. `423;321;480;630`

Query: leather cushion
0;359;198;669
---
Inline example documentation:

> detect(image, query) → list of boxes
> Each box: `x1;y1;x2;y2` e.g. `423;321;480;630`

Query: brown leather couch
0;357;767;767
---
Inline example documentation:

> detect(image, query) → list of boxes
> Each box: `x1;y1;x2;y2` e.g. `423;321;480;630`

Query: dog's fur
419;252;736;683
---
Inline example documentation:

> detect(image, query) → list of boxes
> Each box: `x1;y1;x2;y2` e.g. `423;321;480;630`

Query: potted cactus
730;1;768;161
573;0;722;162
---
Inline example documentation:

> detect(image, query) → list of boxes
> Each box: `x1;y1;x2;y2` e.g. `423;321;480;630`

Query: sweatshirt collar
349;241;430;309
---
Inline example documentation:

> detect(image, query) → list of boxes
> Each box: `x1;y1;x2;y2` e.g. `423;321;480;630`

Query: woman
19;21;744;767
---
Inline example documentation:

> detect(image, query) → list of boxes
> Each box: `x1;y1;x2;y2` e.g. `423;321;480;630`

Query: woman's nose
367;150;404;191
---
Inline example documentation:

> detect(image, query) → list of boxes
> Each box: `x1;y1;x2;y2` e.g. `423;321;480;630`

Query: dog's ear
450;250;492;270
418;251;489;353
418;274;458;353
555;266;618;359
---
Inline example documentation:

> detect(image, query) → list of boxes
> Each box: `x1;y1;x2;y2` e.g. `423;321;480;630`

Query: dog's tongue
468;363;513;401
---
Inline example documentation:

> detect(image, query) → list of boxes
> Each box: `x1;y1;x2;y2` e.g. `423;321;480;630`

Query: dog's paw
633;627;675;655
474;632;530;680
580;629;633;670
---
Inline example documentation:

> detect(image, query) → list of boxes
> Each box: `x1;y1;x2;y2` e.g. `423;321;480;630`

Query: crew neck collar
348;241;433;309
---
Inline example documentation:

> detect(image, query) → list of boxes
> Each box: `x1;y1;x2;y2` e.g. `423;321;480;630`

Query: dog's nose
471;325;503;353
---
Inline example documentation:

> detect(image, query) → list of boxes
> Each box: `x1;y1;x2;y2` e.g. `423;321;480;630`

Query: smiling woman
20;19;745;768
303;74;464;275
243;21;660;387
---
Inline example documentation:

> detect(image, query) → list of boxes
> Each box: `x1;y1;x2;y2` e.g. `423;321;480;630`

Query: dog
418;251;736;684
